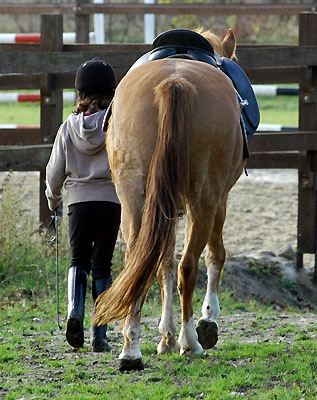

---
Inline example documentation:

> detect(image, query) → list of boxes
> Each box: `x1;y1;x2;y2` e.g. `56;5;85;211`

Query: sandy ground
1;168;315;310
0;168;313;269
175;169;299;259
223;169;298;258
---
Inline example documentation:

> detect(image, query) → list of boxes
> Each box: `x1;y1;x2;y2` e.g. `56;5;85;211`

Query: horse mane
196;27;238;61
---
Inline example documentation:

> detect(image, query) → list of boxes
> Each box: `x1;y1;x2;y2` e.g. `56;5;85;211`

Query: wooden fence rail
1;2;317;16
0;9;317;280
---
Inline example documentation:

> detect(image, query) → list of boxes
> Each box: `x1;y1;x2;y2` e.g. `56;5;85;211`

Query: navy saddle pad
218;58;259;138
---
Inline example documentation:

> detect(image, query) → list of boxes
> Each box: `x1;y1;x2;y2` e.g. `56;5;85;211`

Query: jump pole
0;92;76;103
0;32;95;43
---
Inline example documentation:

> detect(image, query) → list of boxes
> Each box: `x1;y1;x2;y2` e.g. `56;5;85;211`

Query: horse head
197;28;237;60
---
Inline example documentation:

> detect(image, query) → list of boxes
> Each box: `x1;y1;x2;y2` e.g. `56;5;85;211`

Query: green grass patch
1;299;316;400
0;94;299;127
0;101;74;125
0;154;316;400
0;172;70;298
257;95;298;126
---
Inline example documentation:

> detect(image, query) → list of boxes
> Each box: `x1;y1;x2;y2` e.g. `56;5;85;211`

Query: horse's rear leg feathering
94;77;197;328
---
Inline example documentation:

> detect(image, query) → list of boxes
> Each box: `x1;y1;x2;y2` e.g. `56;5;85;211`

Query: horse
94;28;245;371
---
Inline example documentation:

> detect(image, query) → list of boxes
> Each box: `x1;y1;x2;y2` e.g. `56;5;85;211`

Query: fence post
39;14;64;224
297;12;317;281
75;0;90;43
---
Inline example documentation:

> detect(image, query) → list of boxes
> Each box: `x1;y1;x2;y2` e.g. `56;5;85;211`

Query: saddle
130;29;259;140
104;29;259;155
131;29;218;70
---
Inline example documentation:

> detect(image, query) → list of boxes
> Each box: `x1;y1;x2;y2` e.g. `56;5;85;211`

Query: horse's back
113;59;241;144
109;58;243;195
115;59;240;133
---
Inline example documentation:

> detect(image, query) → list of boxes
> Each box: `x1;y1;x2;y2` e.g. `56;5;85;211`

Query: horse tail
94;77;196;325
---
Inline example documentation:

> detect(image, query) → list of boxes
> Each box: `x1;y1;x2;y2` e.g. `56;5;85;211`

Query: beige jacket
45;110;119;211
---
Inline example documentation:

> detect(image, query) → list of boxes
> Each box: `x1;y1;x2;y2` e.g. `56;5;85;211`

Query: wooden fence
1;2;317;15
0;5;317;280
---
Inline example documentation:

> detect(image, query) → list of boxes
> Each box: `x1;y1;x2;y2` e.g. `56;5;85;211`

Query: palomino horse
94;28;245;371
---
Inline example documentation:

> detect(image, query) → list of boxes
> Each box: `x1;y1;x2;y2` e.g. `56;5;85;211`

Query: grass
0;173;71;298
0;101;74;125
0;296;316;400
257;95;298;126
0;120;315;399
0;94;299;127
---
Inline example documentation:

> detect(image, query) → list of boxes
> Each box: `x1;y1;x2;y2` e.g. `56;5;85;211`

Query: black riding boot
91;278;111;352
66;266;88;349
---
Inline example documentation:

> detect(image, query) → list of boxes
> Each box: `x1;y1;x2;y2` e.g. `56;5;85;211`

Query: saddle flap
219;58;260;137
152;29;215;55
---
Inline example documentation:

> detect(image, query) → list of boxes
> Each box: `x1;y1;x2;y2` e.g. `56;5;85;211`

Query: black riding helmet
75;59;117;97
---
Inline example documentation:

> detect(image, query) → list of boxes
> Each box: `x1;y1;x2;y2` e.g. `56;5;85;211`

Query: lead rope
54;211;62;330
45;211;62;330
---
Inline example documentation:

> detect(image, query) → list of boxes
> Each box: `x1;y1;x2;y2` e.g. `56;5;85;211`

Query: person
45;59;121;352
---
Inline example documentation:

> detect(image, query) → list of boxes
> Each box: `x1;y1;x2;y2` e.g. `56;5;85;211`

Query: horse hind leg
178;206;215;356
157;251;180;355
118;300;144;372
196;197;227;350
115;182;145;371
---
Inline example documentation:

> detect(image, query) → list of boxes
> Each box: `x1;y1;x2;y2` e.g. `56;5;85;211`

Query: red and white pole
0;92;76;103
0;32;95;44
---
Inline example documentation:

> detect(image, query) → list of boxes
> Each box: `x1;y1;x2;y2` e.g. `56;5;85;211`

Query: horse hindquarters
94;73;198;368
95;60;244;366
153;77;200;355
154;75;225;356
173;71;244;355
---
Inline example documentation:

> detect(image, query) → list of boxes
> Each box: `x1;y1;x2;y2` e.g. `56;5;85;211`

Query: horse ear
221;29;236;59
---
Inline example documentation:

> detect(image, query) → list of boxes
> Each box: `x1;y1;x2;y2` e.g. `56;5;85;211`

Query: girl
45;59;121;352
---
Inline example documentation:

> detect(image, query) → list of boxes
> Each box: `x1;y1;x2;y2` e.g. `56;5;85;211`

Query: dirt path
1;169;316;309
0;169;299;259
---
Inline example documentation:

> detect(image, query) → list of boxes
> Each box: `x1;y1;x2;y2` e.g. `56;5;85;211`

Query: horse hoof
196;318;218;349
180;342;203;356
157;338;180;355
119;358;144;372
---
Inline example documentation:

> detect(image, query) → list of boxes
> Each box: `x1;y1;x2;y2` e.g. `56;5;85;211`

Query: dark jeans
68;201;121;280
